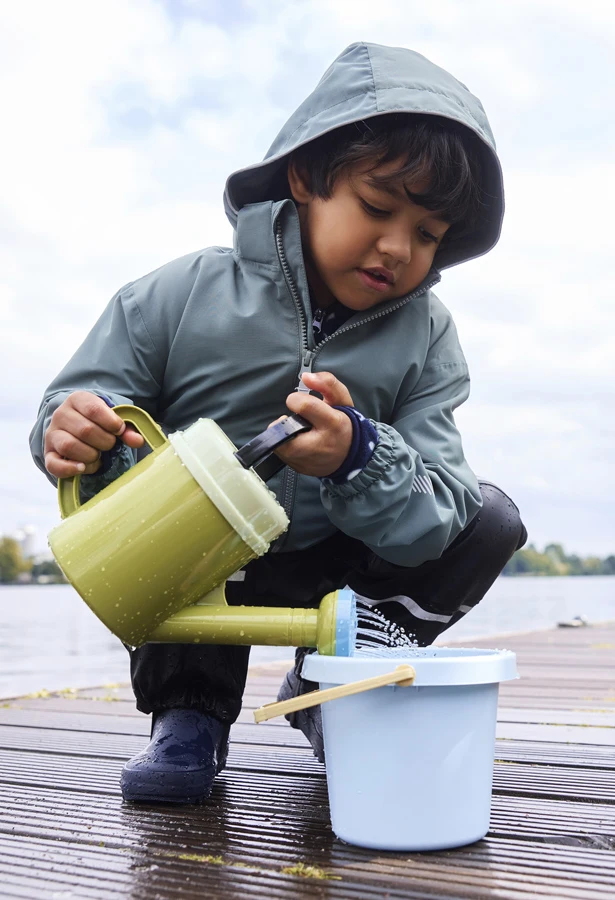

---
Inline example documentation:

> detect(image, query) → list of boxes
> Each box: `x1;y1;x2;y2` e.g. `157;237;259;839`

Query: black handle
234;414;311;482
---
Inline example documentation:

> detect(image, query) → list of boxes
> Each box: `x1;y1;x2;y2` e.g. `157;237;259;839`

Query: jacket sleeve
320;311;482;567
29;253;200;488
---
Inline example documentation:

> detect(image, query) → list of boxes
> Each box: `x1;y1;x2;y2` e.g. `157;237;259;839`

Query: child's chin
340;293;390;312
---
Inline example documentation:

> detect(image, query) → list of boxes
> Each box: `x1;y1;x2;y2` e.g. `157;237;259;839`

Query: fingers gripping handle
234;388;323;482
57;405;168;519
234;413;311;482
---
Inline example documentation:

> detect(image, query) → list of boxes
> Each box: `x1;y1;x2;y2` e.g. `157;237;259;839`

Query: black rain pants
129;481;526;723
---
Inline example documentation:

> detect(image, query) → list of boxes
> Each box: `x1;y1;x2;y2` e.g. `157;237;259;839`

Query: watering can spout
146;587;357;657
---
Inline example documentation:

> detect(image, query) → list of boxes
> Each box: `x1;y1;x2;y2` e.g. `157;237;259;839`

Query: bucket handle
58;405;168;519
253;664;416;724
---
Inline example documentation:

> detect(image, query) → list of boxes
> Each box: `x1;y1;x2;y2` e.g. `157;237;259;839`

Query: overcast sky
1;0;613;557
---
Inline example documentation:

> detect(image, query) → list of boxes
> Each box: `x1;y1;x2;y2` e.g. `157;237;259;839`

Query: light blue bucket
302;647;518;851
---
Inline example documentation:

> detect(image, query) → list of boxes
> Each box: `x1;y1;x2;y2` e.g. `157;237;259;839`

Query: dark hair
288;114;487;246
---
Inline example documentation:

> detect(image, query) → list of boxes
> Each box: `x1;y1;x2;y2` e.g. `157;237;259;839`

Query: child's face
289;159;450;311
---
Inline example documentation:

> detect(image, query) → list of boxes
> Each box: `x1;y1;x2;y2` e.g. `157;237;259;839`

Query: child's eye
418;226;439;244
360;199;390;218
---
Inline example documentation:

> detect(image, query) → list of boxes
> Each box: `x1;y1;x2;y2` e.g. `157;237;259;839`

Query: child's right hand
44;391;145;479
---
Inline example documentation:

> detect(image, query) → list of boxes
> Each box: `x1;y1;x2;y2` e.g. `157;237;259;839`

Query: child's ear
287;160;312;204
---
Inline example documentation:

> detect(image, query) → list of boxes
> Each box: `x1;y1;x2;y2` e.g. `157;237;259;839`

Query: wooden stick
253;664;416;724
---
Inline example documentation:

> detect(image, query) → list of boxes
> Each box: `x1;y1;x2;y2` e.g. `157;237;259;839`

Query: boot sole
120;769;215;805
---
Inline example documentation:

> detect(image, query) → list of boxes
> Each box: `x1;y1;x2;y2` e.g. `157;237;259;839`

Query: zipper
275;218;310;358
274;219;311;546
273;215;439;548
311;276;440;361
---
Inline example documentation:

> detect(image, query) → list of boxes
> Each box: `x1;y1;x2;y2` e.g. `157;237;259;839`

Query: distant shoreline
2;572;615;588
504;544;615;577
2;536;614;584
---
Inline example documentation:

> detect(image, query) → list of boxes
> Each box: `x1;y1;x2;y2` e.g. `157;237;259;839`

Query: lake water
1;577;614;699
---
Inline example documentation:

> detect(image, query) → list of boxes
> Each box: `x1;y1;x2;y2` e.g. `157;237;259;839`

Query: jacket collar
235;199;313;322
234;199;293;266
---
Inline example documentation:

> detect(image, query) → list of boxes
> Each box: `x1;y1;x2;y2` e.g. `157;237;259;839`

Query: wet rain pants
129;482;526;724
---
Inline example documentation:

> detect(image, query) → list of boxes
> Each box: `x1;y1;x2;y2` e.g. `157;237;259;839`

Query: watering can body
48;408;289;647
48;406;357;655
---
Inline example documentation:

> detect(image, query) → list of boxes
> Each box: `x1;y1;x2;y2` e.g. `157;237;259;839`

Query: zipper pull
296;350;318;394
312;307;326;337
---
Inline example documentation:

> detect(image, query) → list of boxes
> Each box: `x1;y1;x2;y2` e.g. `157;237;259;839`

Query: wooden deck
0;623;614;898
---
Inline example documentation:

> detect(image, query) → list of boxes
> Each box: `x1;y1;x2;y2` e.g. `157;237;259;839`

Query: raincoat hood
224;42;504;270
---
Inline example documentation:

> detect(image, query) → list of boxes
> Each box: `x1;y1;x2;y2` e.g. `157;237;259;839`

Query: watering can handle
57;405;168;519
253;664;416;724
234;413;312;482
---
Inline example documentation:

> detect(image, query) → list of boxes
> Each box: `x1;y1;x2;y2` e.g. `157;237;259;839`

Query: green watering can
48;407;357;656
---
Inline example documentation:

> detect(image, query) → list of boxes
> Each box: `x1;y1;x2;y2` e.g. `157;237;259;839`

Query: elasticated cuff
322;420;398;498
324;406;379;483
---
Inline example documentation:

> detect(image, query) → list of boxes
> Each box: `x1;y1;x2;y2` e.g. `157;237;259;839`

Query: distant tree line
2;533;614;584
504;543;615;577
0;536;66;584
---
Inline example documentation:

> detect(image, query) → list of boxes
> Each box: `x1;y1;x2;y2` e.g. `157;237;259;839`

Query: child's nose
376;229;412;265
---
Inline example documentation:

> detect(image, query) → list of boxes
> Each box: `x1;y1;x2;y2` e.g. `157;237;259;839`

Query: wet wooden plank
0;783;614;896
494;722;615;746
17;695;615;746
3;833;614;900
496;708;615;727
1;744;615;806
3;723;615;774
0;622;614;897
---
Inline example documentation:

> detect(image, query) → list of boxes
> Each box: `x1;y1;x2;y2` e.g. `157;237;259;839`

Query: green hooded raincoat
30;42;504;567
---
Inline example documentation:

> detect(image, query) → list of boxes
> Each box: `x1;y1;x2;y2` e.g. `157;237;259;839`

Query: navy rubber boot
120;709;230;804
277;664;324;763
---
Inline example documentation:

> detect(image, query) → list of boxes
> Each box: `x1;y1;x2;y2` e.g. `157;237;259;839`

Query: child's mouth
357;268;393;293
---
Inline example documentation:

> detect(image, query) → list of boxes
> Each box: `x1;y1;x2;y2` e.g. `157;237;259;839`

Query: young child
30;42;526;804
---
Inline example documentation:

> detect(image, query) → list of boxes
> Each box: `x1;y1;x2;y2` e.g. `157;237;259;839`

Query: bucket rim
302;647;518;686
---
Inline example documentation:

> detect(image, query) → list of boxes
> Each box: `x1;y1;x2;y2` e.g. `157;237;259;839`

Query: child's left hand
270;371;354;477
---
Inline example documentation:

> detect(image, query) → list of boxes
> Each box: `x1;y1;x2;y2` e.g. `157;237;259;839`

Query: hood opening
224;43;504;270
